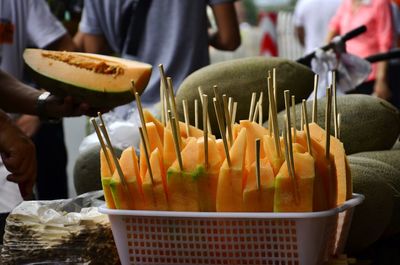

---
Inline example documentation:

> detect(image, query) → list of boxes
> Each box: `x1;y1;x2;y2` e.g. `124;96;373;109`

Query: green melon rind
274;94;400;155
26;65;135;109
167;165;205;182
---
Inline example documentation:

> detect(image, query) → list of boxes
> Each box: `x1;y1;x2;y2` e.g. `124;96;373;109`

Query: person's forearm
325;29;338;44
0;70;41;115
376;61;388;82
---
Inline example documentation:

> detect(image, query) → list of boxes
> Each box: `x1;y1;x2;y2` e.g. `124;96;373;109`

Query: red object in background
259;12;278;57
393;0;400;6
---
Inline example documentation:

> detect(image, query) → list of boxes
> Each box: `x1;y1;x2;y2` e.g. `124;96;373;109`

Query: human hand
43;94;110;118
373;79;391;101
0;111;37;199
15;115;41;138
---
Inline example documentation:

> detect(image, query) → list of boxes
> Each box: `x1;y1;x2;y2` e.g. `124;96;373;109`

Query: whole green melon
73;145;122;195
347;156;400;252
176;57;315;136
274;95;400;155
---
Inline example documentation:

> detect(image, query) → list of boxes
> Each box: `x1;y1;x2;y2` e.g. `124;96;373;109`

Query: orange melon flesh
216;128;247;212
263;134;284;175
143;110;164;141
197;137;224;212
177;121;208;139
309;122;348;205
167;138;201;211
243;158;275;212
109;147;141;210
274;152;315;212
140;122;164;178
100;148;116;209
232;123;241;141
215;139;226;161
296;130;336;211
239;120;269;170
142;148;169;210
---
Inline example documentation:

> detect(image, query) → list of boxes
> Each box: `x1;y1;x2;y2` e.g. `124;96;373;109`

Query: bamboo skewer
332;71;339;138
232;102;238;126
284;91;295;177
312;74;319;123
338;113;342;140
90;118;113;174
325;87;332;160
131;81;150;146
198;86;211;131
213;98;231;167
291;95;297;141
168;111;183;171
194;99;199;129
302;100;313;156
300;104;304;132
167;78;181;145
98;123;128;188
203;95;209;169
283;123;299;203
255;138;261;190
248;92;257;120
228;97;233;118
284;90;294;155
160;78;165;126
139;127;154;184
267;74;282;158
158;64;170;124
182;99;190;137
222;94;233;146
252;92;263;123
258;94;263;125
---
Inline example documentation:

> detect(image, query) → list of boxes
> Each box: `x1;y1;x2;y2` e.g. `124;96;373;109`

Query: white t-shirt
0;0;66;212
293;0;342;54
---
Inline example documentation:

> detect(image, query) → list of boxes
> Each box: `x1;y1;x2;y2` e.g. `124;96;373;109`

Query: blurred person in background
388;0;400;108
74;0;241;119
0;0;78;201
326;0;393;100
293;0;342;54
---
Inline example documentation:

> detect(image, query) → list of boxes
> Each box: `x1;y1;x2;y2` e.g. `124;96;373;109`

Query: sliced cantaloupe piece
232;123;241;140
142;148;169;210
23;48;152;108
140;122;164;178
100;147;116;209
296;130;336;211
167;138;202;211
239;120;269;170
110;147;143;210
197;137;224;212
243;158;275;212
216;128;247;212
143;109;164;141
215;139;226;161
309;122;348;205
274;151;315;212
263;134;284;175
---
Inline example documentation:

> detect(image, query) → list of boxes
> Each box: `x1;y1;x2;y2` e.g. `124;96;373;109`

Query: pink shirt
330;0;393;80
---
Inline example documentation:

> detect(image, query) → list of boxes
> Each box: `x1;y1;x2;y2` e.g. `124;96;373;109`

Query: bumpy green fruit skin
275;95;400;155
347;156;400;252
73;145;122;195
176;57;314;136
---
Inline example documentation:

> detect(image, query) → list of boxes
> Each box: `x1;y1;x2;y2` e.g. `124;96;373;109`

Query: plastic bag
1;191;119;265
309;49;371;99
79;102;161;155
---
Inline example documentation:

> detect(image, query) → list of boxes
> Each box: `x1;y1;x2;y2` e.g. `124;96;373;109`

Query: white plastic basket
99;193;364;265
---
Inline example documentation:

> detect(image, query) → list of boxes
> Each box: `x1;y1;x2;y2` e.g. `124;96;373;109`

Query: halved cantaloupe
167;138;202;211
243;158;275;212
100;147;116;209
216;128;247;212
274;151;315;212
23;48;152;108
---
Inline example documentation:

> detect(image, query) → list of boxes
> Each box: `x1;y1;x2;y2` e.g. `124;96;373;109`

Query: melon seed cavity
42;51;124;77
